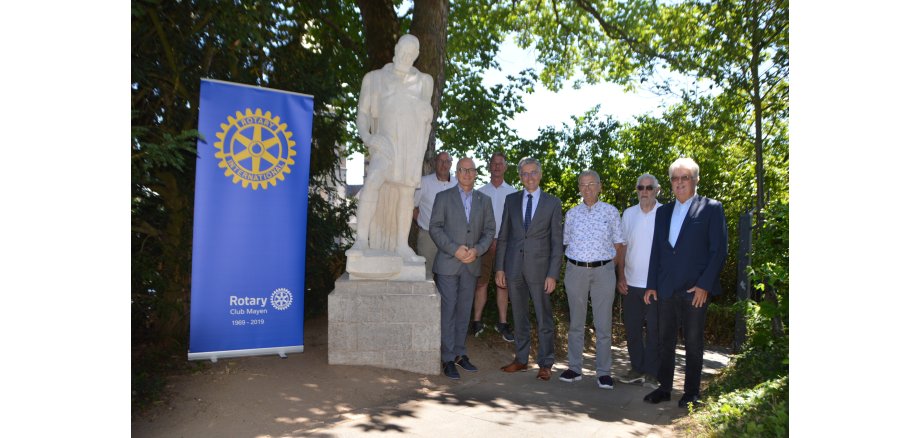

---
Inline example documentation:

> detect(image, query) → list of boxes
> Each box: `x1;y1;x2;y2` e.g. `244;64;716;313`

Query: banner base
188;345;304;363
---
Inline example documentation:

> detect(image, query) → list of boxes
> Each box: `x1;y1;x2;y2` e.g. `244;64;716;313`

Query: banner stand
188;79;313;362
188;345;304;363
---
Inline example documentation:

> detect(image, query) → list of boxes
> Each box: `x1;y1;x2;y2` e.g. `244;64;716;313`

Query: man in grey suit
429;157;496;380
495;157;563;381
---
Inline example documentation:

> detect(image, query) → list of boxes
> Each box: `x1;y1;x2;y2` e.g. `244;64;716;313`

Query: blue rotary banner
189;79;313;361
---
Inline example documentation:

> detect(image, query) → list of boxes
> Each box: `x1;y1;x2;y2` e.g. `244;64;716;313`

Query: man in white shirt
471;152;517;342
414;151;457;278
615;173;662;388
558;170;625;390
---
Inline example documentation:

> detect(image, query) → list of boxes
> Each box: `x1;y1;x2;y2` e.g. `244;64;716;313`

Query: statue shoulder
418;68;434;85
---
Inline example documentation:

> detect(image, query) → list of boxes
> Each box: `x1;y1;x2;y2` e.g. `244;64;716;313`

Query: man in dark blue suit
642;157;727;409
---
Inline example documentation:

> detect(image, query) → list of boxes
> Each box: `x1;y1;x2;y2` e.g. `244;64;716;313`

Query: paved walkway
132;317;730;438
310;343;730;437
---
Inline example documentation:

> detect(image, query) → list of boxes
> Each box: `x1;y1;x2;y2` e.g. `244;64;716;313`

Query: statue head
393;34;420;71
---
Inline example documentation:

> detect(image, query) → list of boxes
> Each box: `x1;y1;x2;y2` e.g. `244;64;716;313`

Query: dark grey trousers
435;270;477;362
507;275;555;368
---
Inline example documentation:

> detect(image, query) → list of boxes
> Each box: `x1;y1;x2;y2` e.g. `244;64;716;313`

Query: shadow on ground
132;315;730;437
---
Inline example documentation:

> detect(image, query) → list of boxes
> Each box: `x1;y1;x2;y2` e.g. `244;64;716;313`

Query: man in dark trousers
429;157;495;380
643;157;727;409
495;157;563;382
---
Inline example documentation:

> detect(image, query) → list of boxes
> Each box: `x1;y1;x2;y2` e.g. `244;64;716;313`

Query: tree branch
302;1;363;54
571;0;680;67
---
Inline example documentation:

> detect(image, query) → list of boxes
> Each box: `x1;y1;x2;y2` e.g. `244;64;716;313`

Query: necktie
524;193;533;231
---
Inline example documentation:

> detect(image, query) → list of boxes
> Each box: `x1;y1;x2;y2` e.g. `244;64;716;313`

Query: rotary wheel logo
270;288;294;311
214;108;296;190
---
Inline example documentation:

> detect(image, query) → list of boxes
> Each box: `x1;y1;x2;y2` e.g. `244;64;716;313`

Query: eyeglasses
457;167;477;175
670;175;692;183
636;185;656;191
437;158;453;164
520;171;540;178
579;182;599;188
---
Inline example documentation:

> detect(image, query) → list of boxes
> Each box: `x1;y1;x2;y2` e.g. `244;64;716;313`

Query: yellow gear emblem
214;108;296;190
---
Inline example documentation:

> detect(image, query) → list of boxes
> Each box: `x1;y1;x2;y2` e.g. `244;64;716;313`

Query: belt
567;258;612;268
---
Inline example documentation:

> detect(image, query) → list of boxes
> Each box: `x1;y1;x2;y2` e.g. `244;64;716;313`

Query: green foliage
689;375;788;437
132;0;360;411
689;199;789;436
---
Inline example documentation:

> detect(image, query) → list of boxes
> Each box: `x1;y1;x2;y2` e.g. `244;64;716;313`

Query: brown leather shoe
501;361;528;373
536;367;552;381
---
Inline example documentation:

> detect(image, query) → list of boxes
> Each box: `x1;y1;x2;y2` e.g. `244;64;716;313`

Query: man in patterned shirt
559;170;626;390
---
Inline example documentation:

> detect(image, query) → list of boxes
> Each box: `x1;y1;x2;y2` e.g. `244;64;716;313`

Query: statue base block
345;249;426;281
327;274;440;375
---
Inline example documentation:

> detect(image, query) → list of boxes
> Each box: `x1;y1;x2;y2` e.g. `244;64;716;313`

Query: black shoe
597;375;614;390
678;393;701;408
496;323;515;342
455;355;478;372
643;389;671;404
443;361;460;380
558;369;582;382
471;321;484;337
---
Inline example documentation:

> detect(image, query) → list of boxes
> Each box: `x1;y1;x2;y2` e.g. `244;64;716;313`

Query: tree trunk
748;3;784;338
153;170;194;351
410;0;448;175
356;0;400;70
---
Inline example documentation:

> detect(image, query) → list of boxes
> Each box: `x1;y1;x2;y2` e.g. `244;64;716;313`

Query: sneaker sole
616;377;645;384
598;381;614;389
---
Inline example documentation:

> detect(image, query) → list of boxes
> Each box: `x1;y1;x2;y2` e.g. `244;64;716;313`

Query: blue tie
524;193;533;231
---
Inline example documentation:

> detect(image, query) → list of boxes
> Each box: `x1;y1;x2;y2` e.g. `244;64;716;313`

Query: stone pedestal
345;250;426;281
327;273;440;375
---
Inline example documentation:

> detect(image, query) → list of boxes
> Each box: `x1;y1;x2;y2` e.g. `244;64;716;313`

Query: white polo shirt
476;180;516;238
621;202;661;288
414;173;456;230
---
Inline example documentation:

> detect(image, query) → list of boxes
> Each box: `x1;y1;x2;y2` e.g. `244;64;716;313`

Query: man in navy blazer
429;157;496;380
643;157;727;409
495;157;564;381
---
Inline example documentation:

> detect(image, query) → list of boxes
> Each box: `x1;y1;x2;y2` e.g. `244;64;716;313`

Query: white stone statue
346;34;433;279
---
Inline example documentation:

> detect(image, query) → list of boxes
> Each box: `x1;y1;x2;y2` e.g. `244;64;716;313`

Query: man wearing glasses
495;157;563;382
429;157;495;379
615;174;662;389
414;151;457;279
558;170;625;390
642;158;727;409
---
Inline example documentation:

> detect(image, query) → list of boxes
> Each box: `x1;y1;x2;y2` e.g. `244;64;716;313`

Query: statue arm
356;72;392;153
421;73;434;103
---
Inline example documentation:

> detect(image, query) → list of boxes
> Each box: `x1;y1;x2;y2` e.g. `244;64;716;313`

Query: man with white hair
642;158;727;409
615;173;662;388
